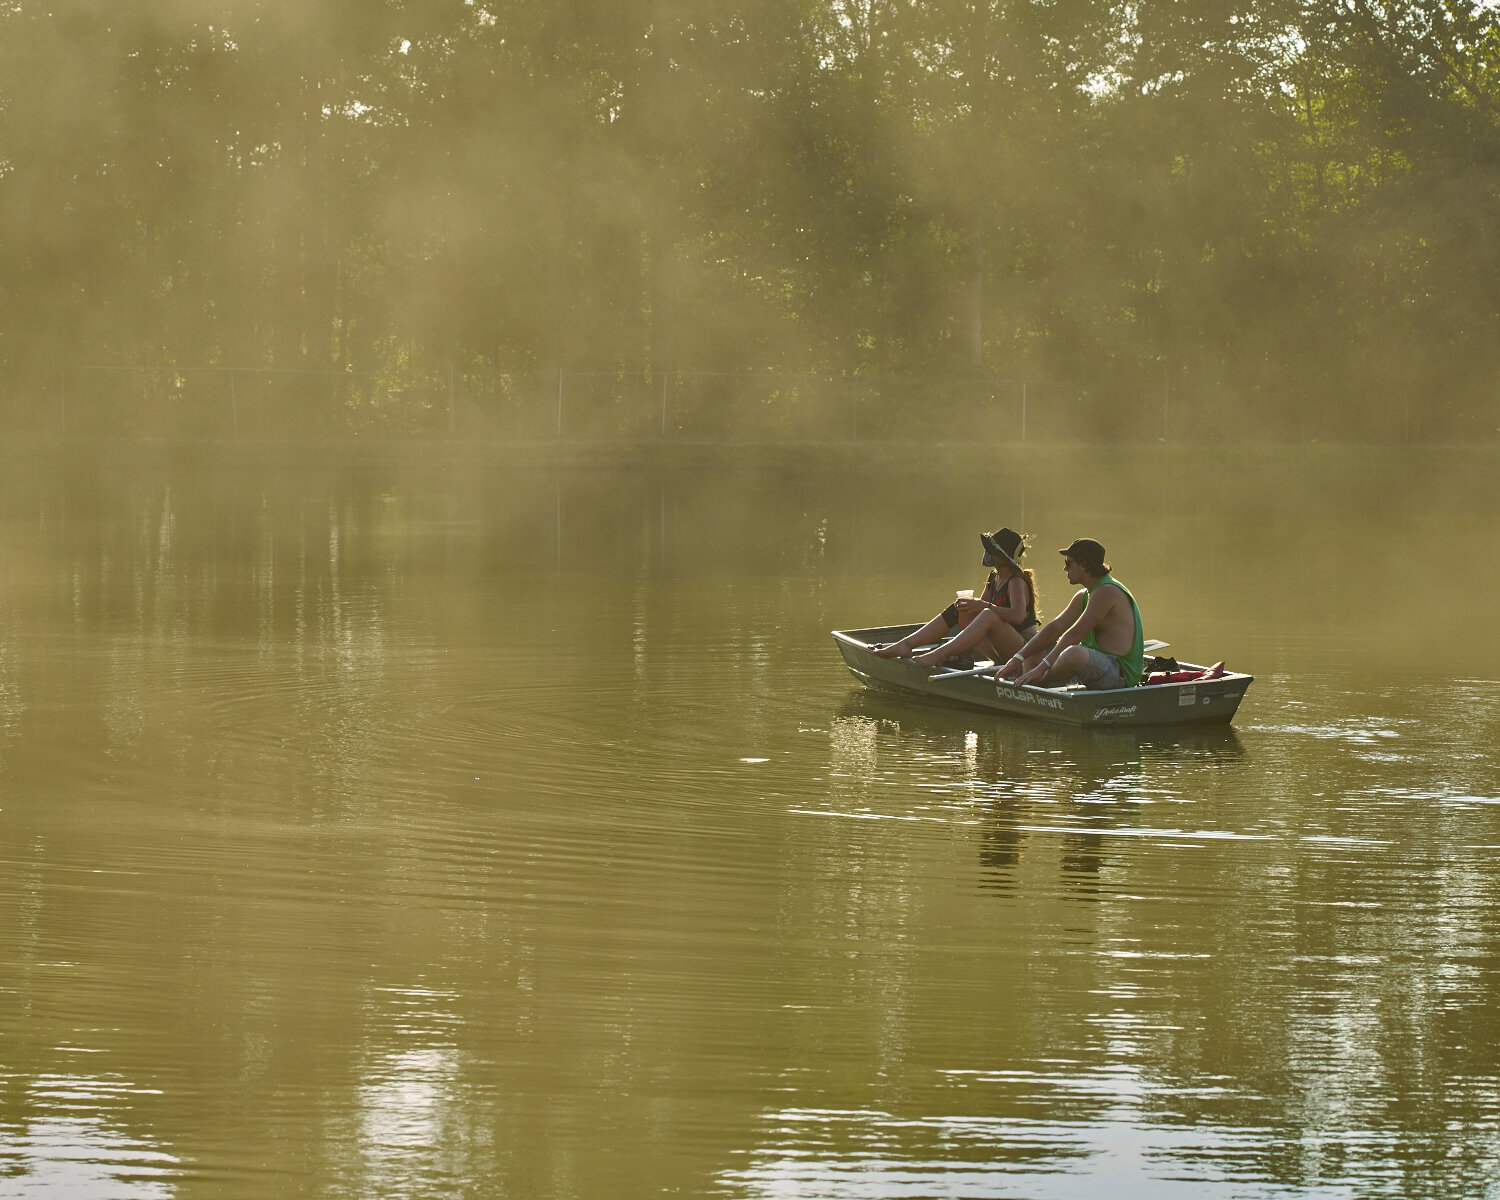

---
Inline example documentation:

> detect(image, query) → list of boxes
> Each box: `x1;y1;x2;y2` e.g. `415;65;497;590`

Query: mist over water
1;449;1498;1197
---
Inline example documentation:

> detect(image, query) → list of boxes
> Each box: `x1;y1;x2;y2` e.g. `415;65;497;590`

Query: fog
0;0;1496;443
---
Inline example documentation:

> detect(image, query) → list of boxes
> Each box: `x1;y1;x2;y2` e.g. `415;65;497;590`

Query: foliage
0;0;1496;440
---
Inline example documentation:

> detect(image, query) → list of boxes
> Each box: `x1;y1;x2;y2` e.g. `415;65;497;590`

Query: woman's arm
988;575;1027;624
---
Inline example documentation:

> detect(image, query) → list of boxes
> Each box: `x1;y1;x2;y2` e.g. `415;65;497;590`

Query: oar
930;660;1002;682
929;639;1171;683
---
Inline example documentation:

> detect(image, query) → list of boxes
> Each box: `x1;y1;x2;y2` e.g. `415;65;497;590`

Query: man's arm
1012;587;1120;686
996;592;1084;679
1049;585;1119;660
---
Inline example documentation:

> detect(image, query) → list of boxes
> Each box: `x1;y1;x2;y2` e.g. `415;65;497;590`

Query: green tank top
1081;574;1145;687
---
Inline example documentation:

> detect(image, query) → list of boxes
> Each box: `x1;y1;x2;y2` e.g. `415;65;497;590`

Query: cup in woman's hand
956;589;974;600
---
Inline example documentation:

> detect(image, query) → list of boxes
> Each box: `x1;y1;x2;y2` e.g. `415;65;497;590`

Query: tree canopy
2;0;1497;440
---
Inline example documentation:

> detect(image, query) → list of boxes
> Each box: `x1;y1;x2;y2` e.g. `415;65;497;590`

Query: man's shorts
1073;647;1127;690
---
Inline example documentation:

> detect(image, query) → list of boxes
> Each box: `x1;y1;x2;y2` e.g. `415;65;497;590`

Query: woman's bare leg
874;611;955;658
978;621;1027;664
914;610;1012;667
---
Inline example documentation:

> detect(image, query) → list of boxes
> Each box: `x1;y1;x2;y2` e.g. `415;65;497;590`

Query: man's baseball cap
1058;538;1107;573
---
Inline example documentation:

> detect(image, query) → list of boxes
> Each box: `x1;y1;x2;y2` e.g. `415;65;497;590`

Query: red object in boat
1145;662;1228;686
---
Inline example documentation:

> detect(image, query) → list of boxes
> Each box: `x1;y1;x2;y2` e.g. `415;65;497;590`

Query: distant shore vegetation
1;0;1497;443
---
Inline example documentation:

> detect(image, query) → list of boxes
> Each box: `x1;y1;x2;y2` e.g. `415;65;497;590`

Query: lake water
2;446;1498;1199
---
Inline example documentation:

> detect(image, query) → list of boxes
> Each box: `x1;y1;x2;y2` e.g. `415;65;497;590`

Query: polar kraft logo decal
1093;704;1138;721
1000;687;1066;710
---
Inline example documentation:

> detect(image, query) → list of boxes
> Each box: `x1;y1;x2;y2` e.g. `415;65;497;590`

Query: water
1;447;1498;1199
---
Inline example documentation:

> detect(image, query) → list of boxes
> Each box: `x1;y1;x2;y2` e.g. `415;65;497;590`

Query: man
995;538;1144;690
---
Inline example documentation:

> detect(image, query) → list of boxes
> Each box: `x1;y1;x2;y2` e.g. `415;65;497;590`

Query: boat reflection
832;692;1247;898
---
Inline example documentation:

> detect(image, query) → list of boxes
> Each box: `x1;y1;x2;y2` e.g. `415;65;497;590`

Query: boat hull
833;625;1251;728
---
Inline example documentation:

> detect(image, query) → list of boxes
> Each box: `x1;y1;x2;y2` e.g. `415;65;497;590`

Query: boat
832;623;1252;728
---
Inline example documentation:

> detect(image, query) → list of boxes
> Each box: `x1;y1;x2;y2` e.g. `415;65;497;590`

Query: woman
875;527;1040;667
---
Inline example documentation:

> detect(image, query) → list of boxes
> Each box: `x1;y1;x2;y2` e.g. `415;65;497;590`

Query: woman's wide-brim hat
980;527;1025;570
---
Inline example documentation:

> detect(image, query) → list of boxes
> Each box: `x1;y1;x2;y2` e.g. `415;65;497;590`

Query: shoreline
2;432;1496;472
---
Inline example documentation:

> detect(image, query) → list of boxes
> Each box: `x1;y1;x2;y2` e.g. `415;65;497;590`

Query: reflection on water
723;1095;1363;1199
823;695;1253;900
0;450;1498;1198
0;1071;176;1199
